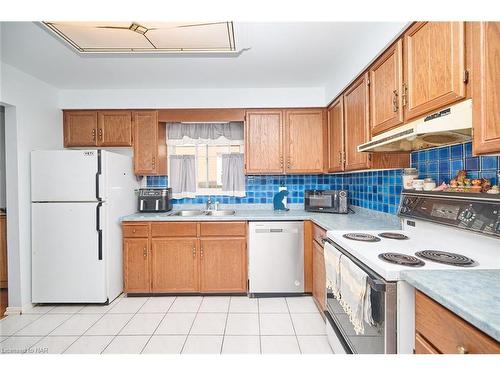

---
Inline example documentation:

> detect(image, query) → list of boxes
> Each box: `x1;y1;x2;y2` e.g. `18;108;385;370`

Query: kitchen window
166;122;245;199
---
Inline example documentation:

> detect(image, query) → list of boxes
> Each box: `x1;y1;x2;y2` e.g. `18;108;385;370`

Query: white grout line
285;297;302;354
140;296;177;354
179;296;204;354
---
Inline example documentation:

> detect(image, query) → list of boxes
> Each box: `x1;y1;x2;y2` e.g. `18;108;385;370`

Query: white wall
58;86;326;109
1;62;62;311
324;22;408;103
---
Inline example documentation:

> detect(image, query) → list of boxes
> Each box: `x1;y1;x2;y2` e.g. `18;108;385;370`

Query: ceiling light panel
42;21;236;53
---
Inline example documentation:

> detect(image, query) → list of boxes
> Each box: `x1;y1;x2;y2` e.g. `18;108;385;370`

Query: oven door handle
322;237;387;292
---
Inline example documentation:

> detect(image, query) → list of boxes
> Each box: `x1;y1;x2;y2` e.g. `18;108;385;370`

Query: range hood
358;99;472;153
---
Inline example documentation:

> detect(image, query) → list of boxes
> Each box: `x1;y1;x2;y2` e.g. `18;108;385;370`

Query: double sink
171;209;236;217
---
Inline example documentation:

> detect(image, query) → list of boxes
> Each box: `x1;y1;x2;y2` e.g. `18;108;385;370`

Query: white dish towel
339;256;374;335
323;242;342;299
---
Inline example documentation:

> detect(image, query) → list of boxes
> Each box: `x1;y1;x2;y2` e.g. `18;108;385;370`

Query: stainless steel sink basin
206;209;236;216
172;210;206;217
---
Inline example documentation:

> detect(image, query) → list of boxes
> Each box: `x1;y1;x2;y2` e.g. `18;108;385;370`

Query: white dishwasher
248;221;304;295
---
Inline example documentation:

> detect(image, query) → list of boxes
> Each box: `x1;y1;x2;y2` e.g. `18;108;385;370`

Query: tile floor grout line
257;297;262;354
140;296;177;354
99;296;150;354
219;297;231;354
4;309;50;338
285;297;302;354
179;296;204;354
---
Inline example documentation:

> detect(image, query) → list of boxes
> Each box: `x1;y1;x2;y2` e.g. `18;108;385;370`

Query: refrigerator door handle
96;202;103;260
95;150;102;201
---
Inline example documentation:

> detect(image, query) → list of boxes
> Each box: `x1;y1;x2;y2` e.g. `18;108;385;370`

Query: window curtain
169;155;196;199
167;122;244;145
221;153;245;197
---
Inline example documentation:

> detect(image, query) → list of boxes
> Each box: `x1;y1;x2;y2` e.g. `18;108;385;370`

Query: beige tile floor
0;295;332;354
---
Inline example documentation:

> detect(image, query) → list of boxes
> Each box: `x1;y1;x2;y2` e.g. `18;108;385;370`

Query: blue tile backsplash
410;141;499;186
147;170;403;215
147;141;498;216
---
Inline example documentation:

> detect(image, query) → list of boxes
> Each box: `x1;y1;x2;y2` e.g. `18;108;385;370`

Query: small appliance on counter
304;190;348;213
138;188;172;213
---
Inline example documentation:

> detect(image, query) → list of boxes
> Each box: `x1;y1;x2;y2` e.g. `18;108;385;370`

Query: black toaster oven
304;190;348;213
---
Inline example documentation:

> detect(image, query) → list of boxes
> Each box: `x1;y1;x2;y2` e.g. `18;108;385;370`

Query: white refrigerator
31;150;139;304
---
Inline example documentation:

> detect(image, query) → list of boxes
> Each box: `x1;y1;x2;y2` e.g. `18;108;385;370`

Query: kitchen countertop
401;269;500;342
121;204;401;231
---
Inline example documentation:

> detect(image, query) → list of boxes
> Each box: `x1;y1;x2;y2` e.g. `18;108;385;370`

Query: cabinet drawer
415;291;500;354
122;224;149;237
200;222;246;237
151;222;197;237
312;224;326;246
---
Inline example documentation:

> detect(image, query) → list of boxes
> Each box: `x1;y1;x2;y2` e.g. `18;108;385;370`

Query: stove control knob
460;208;475;221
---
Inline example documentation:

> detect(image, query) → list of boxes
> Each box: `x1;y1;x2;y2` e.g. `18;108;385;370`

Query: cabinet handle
338;151;342;165
392;89;399;112
200;248;204;258
143;247;147;258
401;83;408;107
92;129;96;141
192;247;196;258
98;128;103;140
280;156;284;168
152;156;156;169
287;158;291;169
456;345;468;354
132;229;136;233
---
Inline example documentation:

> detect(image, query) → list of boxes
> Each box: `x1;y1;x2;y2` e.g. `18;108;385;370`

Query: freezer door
32;202;107;303
31;150;100;202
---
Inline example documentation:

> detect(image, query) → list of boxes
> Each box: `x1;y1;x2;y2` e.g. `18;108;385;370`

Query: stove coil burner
378;253;425;267
378;232;409;240
342;233;381;242
415;250;477;267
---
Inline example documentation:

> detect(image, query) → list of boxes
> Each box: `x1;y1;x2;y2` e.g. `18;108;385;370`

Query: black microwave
304;190;348;214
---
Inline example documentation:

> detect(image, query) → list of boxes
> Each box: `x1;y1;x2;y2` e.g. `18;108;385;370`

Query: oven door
324;239;397;354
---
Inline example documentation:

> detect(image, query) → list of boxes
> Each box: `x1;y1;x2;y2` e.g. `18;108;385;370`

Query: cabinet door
123;238;150;293
133;111;160;175
63;111;97;147
370;39;404;135
327;98;345;172
0;217;7;287
98;111;133;146
403;22;466;120
200;238;247;293
312;240;326;312
472;22;500;155
151;238;198;292
284;109;325;174
344;74;371;171
245;110;283;174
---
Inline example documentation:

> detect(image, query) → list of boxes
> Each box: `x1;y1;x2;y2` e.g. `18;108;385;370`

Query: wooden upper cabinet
245;110;283;174
344;74;371;171
123;238;150;293
63;111;98;147
284;109;325;174
327;98;345;172
200;238;247;293
369;39;404;135
403;22;466;120
97;111;132;146
471;22;500;155
133;111;167;176
151;238;199;292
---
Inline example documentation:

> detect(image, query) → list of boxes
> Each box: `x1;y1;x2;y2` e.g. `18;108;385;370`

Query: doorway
0;105;7;318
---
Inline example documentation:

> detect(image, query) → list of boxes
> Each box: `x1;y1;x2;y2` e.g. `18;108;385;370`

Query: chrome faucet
206;198;214;211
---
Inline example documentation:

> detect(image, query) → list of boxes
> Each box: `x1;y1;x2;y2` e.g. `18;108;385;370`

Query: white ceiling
1;21;407;91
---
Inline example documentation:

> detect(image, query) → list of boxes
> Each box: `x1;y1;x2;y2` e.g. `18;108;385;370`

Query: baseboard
4;302;35;316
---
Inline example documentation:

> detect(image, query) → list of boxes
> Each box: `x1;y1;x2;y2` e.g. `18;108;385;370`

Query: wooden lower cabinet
200;238;247;293
312;238;326;312
0;215;7;289
123;237;150;293
151;238;198;292
122;221;248;294
415;291;500;354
